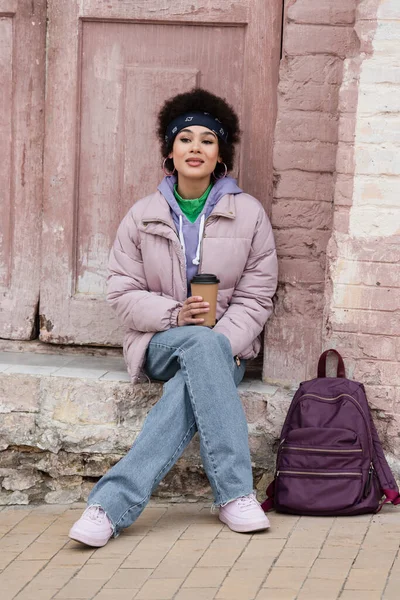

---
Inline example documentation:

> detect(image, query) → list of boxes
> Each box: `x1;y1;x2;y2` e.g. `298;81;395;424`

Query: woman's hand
177;296;209;327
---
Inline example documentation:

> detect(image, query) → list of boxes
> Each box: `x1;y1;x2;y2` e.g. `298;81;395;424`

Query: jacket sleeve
213;207;278;356
106;210;182;333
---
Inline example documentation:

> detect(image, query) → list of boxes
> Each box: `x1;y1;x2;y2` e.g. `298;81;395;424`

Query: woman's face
169;125;221;181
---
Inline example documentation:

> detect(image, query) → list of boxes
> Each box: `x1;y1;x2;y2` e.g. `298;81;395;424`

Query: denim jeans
87;326;253;535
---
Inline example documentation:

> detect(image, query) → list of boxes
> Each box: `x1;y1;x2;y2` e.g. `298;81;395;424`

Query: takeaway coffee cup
190;273;220;327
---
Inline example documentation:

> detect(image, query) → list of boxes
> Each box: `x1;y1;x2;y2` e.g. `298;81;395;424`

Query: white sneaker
69;506;113;547
219;493;270;533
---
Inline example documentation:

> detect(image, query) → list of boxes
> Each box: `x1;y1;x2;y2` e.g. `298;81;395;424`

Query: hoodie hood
158;175;242;294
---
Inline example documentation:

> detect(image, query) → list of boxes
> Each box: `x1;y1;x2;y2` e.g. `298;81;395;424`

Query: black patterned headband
165;111;228;145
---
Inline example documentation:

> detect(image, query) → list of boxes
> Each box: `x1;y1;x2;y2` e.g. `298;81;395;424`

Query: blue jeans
87;326;253;535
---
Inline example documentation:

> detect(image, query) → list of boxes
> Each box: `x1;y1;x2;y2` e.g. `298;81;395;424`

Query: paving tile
55;577;105;598
175;589;219;600
0;352;73;367
275;546;319;568
52;367;108;379
0;551;19;570
105;568;153;589
49;547;94;566
318;544;360;560
196;537;248;567
255;589;296;600
94;536;143;560
181;523;223;539
353;548;397;569
308;557;353;580
345;567;390;590
4;364;61;375
0;532;38;552
182;566;229;588
94;590;138;600
0;559;48;600
216;572;264;599
151;539;209;578
233;538;284;575
29;565;80;589
263;567;309;590
296;577;342;599
121;537;174;569
100;371;131;381
75;561;122;580
135;577;184;599
14;587;59;600
341;592;383;600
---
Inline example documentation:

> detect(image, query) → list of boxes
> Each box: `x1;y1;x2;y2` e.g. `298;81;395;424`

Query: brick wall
324;0;400;476
264;0;359;384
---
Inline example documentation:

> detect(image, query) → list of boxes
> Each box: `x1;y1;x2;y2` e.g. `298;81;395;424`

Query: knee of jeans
190;327;232;354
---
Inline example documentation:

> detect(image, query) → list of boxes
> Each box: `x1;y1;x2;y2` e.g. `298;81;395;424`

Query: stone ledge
0;350;295;505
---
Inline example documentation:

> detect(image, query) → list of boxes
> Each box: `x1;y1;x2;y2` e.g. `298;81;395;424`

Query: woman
69;88;278;547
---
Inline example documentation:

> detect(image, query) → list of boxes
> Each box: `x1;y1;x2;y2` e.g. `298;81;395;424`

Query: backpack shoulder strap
367;401;400;507
261;479;275;512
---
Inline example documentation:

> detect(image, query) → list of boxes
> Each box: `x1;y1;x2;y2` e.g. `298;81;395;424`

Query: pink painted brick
333;284;400;312
275;111;338;143
287;0;356;25
357;335;398;362
271;200;332;230
275;229;331;260
274;171;333;201
274;141;337;172
364;385;395;412
338;80;360;113
331;309;400;336
334;237;400;264
284;23;358;58
336;143;355;174
357;0;400;21
338;114;356;143
332;206;350;234
353;361;400;387
334;174;354;206
278;258;325;284
280;55;343;85
279;81;339;113
334;261;400;288
273;283;324;319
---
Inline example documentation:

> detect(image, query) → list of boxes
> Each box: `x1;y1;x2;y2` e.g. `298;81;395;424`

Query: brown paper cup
190;274;220;327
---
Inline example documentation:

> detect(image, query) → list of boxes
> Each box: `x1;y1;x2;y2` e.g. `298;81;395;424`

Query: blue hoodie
158;175;243;293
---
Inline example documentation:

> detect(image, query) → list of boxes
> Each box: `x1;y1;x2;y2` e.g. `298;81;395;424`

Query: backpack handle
318;349;346;378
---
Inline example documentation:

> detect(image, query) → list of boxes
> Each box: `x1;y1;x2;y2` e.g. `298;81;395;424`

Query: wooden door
0;0;46;339
40;0;282;345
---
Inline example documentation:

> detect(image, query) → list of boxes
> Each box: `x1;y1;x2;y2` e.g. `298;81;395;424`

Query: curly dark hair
157;88;240;178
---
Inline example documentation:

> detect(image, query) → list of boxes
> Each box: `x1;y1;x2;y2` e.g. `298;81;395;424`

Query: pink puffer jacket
107;190;278;382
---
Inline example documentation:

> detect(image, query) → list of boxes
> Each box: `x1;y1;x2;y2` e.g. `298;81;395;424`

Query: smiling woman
68;88;278;547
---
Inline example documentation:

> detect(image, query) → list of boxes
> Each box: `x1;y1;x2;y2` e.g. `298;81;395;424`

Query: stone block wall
324;0;400;478
264;0;360;385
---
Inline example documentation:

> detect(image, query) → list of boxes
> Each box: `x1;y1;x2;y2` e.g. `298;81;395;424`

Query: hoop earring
163;157;176;176
213;162;228;179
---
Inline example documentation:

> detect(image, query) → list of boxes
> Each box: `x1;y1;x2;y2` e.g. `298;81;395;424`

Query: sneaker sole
218;513;270;533
68;528;111;547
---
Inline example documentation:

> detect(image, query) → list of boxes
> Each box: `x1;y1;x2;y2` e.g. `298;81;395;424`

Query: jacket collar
141;191;237;227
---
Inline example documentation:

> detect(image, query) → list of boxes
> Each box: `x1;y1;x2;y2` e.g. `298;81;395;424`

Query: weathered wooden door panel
0;0;46;339
40;0;282;345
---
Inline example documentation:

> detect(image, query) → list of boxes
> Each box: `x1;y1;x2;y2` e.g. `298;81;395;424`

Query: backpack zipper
277;470;362;477
282;446;362;454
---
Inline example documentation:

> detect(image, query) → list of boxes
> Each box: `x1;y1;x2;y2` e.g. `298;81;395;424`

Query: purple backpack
262;349;400;516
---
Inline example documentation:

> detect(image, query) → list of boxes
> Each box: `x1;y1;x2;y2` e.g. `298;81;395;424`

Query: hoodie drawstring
178;215;186;267
192;214;205;266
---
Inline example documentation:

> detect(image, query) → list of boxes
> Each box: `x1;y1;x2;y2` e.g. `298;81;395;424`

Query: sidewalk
0;502;399;600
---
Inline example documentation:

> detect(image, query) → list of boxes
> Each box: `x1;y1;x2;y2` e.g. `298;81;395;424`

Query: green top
173;183;212;223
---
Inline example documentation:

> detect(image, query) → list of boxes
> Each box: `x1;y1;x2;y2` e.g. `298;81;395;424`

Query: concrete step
0;350;294;505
